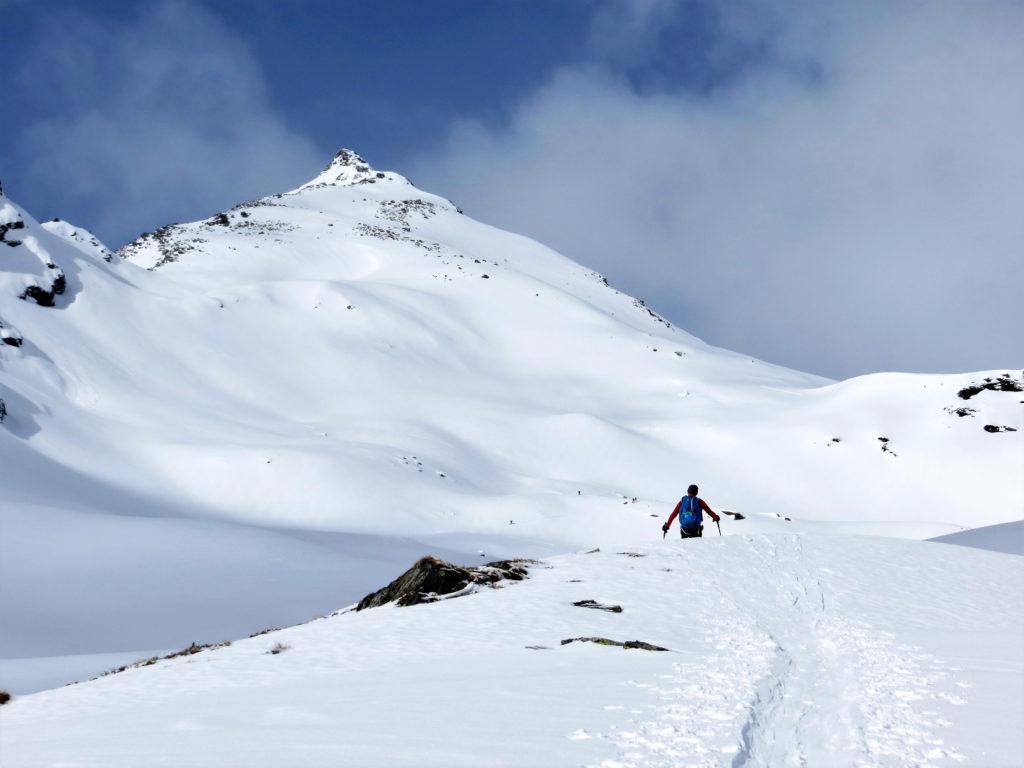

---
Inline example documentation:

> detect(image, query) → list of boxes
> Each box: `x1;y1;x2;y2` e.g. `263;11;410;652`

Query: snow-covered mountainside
1;149;1021;709
3;532;1021;767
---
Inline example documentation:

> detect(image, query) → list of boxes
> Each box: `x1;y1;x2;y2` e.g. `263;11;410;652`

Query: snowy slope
930;520;1024;556
1;149;1021;695
2;533;1021;767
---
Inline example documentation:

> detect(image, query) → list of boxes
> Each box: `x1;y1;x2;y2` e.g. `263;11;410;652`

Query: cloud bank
413;2;1024;378
13;1;321;246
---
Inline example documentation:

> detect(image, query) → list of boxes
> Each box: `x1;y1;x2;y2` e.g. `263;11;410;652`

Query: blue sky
2;1;1021;378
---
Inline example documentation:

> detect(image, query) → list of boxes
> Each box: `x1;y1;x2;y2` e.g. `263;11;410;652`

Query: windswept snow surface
1;150;1021;699
2;533;1021;767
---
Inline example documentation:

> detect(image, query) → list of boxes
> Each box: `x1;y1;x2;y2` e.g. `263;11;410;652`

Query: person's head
687;484;699;496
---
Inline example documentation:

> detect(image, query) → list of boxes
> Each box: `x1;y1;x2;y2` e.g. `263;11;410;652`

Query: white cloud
15;1;322;245
413;2;1024;378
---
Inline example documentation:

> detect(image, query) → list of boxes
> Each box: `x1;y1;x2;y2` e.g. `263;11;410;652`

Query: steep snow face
2;534;1021;767
0;151;1020;690
40;218;115;263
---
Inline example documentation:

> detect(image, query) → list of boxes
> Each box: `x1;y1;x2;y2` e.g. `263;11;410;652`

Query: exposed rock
946;407;976;417
616;552;645;558
572;599;623;613
20;270;66;307
560;637;669;652
0;690;10;705
0;321;22;347
356;555;531;611
118;224;206;268
297;148;407;191
0;218;25;246
983;424;1018;433
957;373;1024;400
248;626;281;638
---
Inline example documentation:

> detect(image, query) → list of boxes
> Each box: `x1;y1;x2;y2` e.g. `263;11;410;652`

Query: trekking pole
715;519;722;536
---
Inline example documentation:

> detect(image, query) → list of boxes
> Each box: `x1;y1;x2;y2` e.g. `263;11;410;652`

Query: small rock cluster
100;640;232;677
118;223;206;269
356;556;531;610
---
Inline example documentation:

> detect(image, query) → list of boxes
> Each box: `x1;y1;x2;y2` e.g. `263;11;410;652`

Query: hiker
662;484;720;538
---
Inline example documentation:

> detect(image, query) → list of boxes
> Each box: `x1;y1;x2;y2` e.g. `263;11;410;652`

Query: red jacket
666;496;719;527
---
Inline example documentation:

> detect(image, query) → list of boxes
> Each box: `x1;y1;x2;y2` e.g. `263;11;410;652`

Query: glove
661;523;670;533
710;513;720;523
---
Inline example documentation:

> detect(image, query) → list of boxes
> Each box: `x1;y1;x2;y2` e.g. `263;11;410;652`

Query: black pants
680;524;703;539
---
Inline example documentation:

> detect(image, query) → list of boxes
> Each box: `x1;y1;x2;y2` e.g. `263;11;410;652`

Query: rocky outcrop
297;148;398;191
560;637;669;651
356;555;531;610
1;199;70;306
0;320;22;347
572;599;623;613
957;373;1023;400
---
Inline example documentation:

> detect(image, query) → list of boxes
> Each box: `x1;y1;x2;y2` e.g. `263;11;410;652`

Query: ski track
586;536;968;768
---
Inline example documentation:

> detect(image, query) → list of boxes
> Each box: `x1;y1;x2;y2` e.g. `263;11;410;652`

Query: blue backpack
679;495;703;527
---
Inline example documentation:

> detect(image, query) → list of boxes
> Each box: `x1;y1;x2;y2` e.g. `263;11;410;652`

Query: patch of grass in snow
99;641;232;678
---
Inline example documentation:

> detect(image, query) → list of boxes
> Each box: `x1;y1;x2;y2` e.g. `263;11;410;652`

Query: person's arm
663;500;681;531
699;498;720;522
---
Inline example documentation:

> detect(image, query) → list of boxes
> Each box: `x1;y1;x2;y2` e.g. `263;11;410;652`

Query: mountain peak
296;147;407;192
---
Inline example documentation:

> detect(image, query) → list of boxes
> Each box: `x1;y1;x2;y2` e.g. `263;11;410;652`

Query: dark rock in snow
560;637;669;652
573;599;624;613
0;398;7;424
983;424;1018;433
946;407;976;417
0;218;26;247
0;690;10;705
356;555;531;610
957;373;1024;400
21;279;63;307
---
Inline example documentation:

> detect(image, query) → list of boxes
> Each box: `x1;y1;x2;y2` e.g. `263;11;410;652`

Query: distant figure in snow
662;484;720;539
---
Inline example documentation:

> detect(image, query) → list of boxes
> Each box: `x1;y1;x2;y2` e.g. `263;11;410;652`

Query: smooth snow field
1;150;1021;766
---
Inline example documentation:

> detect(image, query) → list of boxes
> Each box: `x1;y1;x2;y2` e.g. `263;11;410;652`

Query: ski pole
715;519;722;536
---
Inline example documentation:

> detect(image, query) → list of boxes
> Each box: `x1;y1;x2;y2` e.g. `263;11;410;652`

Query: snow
929;520;1024;556
2;533;1021;767
0;152;1021;762
39;218;115;262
